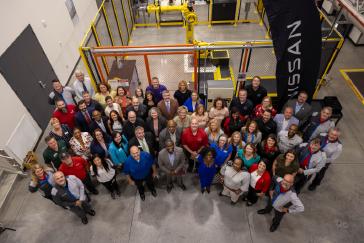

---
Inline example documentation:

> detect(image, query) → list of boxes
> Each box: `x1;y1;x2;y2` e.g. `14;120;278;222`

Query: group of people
29;73;342;232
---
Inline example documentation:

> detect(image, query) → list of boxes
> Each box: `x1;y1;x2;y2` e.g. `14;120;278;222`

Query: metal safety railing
79;0;344;99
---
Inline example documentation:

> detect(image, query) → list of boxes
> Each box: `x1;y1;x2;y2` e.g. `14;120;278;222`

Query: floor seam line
127;191;137;243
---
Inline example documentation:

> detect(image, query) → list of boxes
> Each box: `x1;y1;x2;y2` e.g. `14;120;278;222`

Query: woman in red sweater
252;96;277;119
246;160;271;206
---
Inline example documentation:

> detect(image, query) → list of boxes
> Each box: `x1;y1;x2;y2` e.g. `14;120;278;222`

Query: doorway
0;25;58;130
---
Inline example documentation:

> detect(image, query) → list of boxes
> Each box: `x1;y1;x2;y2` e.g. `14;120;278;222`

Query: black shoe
111;192;116;199
308;184;317;191
230;201;237;205
140;194;146;201
179;184;187;191
206;187;211;194
246;201;253;207
167;185;173;193
81;217;88;224
201;188;205;194
92;190;99;195
270;224;278;232
88;210;96;216
218;191;223;196
116;190;121;196
151;190;157;197
257;209;269;214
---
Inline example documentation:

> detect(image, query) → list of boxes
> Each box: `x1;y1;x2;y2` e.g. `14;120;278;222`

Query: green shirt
42;140;68;169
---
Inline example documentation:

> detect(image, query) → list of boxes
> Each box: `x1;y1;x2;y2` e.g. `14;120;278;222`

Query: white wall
0;0;98;160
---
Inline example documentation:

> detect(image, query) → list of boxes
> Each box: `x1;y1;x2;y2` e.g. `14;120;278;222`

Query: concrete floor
1;8;364;243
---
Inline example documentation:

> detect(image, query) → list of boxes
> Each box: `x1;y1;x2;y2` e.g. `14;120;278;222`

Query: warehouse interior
0;0;364;242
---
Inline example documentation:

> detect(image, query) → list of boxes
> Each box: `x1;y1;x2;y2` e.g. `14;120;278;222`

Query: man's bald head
130;146;141;161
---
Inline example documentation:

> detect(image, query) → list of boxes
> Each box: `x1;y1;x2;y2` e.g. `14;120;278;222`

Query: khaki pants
222;185;243;203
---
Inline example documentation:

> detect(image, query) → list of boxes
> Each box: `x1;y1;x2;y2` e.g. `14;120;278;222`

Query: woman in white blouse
219;157;250;205
69;127;93;160
90;155;120;199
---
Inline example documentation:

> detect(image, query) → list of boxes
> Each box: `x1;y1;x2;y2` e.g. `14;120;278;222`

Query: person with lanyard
237;143;261;170
277;124;303;153
294;138;326;194
28;164;55;202
258;174;304;232
108;131;129;172
308;127;342;191
129;126;156;157
73;70;95;101
210;134;232;168
241;120;262;146
90;128;112;159
51;171;96;224
124;146;158;201
219;157;250;205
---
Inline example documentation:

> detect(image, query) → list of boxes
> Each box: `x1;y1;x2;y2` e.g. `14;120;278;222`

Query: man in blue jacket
124;146;158;201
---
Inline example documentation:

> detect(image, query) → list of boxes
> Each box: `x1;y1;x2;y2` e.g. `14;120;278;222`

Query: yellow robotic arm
147;1;197;43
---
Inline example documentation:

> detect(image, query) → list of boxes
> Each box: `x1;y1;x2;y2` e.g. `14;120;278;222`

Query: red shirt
59;156;89;180
253;104;277;119
53;104;76;130
248;163;271;193
181;127;208;152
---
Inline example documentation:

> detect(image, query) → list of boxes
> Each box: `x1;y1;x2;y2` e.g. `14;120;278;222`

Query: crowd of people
29;72;343;232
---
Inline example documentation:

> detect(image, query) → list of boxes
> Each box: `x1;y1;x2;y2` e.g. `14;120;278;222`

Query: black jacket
255;118;277;140
122;118;147;140
129;132;156;157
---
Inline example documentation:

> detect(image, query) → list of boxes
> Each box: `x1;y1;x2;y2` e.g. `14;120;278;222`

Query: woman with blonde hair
174;80;192;106
228;131;246;159
49;117;72;145
173;106;191;130
252;96;276;119
28;164;55;201
205;118;224;144
191;104;209;128
241;120;262;146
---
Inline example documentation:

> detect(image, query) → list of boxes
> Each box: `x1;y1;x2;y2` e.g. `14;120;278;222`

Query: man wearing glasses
257;174;304;232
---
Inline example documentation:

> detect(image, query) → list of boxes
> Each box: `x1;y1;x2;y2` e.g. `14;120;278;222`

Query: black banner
263;0;322;106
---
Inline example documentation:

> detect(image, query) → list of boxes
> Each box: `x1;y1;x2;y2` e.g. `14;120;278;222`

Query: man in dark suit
75;100;93;132
282;91;312;126
129;126;156;157
90;110;111;136
159;120;182;149
123;111;147;140
158;139;187;192
157;90;179;120
126;96;148;119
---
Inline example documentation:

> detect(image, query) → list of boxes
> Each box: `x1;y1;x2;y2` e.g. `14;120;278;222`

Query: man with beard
52;99;76;130
277;124;303;153
75;100;93;132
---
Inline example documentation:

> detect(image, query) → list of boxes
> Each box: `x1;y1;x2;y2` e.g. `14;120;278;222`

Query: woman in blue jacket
183;91;205;112
198;147;218;194
108;131;128;171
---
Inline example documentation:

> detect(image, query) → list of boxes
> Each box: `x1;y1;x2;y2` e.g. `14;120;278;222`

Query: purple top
146;84;167;103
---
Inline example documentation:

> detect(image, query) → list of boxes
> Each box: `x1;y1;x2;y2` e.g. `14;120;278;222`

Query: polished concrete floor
1;10;364;243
